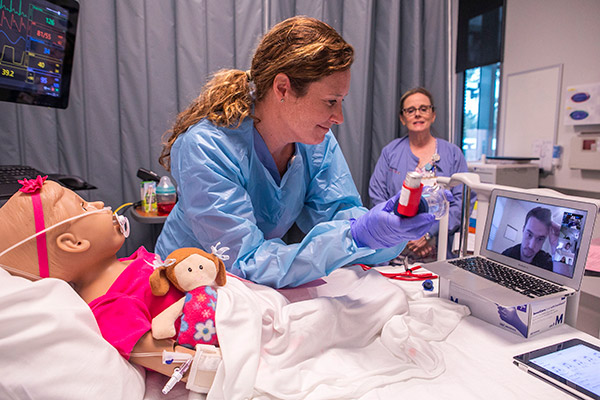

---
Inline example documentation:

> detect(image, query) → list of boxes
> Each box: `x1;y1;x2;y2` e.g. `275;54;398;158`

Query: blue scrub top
155;118;403;288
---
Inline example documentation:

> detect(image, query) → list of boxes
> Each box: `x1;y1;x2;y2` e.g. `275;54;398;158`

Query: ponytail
159;69;253;171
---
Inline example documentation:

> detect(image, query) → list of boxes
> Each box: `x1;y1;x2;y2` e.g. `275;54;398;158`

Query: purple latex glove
350;192;435;249
444;189;454;202
497;306;528;337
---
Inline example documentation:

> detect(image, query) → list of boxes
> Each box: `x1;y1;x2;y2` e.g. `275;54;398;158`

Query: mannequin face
53;187;125;272
0;181;125;281
58;189;119;243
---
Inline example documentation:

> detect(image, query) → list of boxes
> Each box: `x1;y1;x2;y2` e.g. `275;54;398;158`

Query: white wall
501;0;600;195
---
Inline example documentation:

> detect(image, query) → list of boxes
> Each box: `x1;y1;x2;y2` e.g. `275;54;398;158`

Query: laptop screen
485;193;590;279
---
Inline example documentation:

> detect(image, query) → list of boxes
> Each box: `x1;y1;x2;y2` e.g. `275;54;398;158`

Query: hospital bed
3;263;598;400
2;173;600;400
141;268;600;400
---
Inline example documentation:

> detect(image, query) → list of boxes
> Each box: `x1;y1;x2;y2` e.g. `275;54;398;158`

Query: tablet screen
514;339;600;400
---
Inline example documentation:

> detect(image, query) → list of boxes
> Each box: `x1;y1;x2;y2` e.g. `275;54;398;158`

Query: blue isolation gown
155;118;405;288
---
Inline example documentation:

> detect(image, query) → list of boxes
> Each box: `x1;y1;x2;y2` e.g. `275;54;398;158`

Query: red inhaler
394;171;423;217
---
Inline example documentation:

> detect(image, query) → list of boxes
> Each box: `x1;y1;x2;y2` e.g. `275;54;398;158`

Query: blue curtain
0;0;449;256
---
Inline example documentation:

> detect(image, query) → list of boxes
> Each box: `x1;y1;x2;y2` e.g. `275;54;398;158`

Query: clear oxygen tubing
0;204;131;279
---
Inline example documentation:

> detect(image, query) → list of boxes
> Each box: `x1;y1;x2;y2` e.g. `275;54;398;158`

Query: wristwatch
424;232;432;241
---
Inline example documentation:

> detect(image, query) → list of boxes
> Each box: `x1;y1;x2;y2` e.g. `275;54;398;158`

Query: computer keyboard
0;165;46;199
449;256;566;298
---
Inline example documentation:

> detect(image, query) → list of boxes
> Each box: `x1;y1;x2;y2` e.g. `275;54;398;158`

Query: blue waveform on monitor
0;28;26;45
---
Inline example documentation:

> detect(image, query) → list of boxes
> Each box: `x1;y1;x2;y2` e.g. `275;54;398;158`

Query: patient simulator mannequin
0;177;196;380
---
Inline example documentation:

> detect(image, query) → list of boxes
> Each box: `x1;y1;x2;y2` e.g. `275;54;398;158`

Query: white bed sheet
0;267;145;400
371;270;600;400
213;267;468;399
144;266;600;400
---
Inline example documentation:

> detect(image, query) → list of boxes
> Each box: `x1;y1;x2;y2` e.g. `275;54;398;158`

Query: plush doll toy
150;247;227;348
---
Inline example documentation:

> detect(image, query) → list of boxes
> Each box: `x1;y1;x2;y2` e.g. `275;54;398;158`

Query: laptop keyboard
0;165;46;183
449;256;567;298
0;165;46;199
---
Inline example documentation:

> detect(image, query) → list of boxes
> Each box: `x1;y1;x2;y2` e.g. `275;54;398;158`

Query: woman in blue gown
155;17;433;288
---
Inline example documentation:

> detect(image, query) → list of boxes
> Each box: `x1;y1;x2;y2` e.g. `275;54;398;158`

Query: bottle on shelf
156;176;177;216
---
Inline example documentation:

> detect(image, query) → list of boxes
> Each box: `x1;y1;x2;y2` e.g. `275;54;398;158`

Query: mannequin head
0;179;125;283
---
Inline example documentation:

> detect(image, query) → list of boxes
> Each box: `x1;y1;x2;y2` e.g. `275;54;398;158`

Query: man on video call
502;207;559;271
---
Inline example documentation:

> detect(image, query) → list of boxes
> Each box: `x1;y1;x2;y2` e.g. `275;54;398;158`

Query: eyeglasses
401;105;435;117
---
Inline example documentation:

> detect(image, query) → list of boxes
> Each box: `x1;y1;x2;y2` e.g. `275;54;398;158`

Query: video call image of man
501;207;559;271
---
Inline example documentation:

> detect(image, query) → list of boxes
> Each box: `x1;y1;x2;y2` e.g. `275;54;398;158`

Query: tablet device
513;338;600;400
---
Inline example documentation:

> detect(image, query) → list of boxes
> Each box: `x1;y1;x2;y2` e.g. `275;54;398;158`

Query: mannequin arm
129;331;195;378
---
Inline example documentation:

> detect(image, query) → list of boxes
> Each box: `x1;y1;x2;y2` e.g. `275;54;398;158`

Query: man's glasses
401;105;434;117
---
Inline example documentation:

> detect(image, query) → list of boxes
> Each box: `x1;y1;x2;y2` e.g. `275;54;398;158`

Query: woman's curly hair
159;16;354;171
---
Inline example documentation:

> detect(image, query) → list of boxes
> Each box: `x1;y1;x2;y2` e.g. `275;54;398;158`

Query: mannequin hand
351;193;434;249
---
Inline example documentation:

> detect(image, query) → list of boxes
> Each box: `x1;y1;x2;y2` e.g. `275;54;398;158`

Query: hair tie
245;70;252;82
18;175;47;194
17;175;50;278
211;241;230;261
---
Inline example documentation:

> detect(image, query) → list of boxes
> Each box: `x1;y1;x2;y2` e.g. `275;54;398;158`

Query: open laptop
426;188;597;307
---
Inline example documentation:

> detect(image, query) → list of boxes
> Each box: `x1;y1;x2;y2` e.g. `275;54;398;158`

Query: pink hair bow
18;175;48;194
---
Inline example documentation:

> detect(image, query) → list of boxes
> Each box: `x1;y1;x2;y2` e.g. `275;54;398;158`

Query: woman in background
155;17;433;289
369;87;472;261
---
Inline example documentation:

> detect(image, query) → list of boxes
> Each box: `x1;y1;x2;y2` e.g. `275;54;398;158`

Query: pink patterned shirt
177;286;219;348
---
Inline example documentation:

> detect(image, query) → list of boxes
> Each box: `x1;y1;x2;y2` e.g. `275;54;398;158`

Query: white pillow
0;267;145;400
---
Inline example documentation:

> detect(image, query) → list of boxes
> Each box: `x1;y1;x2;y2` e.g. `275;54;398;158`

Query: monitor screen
0;0;79;108
485;194;589;279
